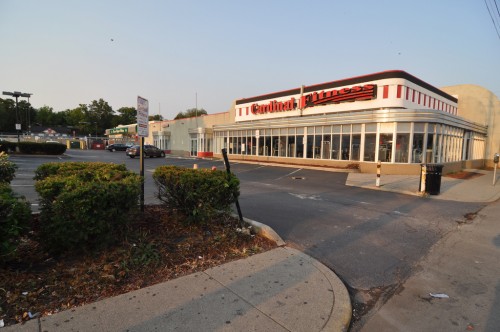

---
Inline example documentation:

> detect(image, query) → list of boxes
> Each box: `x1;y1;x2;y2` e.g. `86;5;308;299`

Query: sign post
137;96;149;212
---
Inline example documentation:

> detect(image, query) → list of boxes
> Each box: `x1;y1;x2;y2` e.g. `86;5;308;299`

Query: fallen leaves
0;205;276;327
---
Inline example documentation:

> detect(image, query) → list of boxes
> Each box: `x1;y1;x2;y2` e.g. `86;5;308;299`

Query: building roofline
235;70;458;105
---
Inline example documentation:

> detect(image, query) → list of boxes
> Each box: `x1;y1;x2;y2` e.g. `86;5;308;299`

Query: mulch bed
0;205;277;327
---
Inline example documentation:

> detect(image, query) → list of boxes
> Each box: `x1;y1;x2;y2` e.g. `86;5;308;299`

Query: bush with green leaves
153;165;240;223
34;162;142;254
0;140;16;153
0;152;17;184
17;141;67;155
0;183;31;262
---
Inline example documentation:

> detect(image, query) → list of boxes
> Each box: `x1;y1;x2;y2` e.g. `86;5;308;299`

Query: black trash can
422;164;444;195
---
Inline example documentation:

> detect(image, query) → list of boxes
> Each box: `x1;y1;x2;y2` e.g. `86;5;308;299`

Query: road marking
234;165;266;174
10;184;35;187
288;193;322;200
275;168;302;180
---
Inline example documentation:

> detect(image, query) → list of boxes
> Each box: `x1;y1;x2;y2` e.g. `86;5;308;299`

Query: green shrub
0;152;17;184
35;162;141;254
0;140;16;153
153;166;240;223
0;183;31;262
34;161;129;181
17;141;66;155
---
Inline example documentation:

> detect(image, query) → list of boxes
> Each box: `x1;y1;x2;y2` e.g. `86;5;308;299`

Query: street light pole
2;91;33;143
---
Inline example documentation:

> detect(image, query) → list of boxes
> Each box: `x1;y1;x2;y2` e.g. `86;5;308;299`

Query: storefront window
295;128;304;158
341;125;351;160
351;125;361;161
258;135;264;156
395;133;409;163
341;135;350;160
332;134;340;159
322;133;331;159
379;133;393;162
264;136;271;156
364;134;376;161
288;135;296;157
351;134;361;161
412;133;424;163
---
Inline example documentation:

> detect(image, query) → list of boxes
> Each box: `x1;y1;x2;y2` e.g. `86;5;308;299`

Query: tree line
0;98;207;136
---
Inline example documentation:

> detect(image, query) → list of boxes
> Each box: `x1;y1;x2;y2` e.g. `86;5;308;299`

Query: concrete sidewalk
345;169;500;331
359;193;500;332
346;169;500;203
4;247;351;332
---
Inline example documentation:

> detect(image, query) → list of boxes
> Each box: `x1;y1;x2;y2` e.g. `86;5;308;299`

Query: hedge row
35;162;142;254
153;165;240;223
0;140;66;155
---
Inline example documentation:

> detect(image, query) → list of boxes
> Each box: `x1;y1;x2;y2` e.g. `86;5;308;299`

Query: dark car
126;145;165;158
105;143;131;152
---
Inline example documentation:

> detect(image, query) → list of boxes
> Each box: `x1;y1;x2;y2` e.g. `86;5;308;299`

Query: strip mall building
107;70;500;174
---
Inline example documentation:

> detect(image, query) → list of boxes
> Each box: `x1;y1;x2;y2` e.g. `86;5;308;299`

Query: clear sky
1;0;499;120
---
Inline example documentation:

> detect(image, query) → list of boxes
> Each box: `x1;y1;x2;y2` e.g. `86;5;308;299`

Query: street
9;150;485;326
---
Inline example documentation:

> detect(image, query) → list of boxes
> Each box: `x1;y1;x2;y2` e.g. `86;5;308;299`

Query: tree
174;108;207;120
114;107;137;126
35;106;56;126
148;114;163;121
0;98;16;133
60;106;86;127
87;99;115;135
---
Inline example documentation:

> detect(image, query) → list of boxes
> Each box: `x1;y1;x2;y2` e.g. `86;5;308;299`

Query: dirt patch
0;205;277;327
444;171;484;180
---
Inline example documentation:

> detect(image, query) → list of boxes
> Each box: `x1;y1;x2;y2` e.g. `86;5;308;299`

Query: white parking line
275;168;302;180
234;165;266;174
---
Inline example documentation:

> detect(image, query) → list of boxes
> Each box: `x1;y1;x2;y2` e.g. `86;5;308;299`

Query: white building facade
213;70;488;174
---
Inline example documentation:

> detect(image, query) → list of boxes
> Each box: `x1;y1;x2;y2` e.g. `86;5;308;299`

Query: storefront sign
110;127;128;134
248;84;376;116
251;98;296;115
301;84;377;108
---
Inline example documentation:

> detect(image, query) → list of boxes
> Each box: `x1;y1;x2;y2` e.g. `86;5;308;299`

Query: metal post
221;148;243;226
376;161;381;187
140;136;145;212
15;95;20;143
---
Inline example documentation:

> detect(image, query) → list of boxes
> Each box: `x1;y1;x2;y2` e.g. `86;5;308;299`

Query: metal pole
221;148;243;226
15;95;20;143
140;136;145;212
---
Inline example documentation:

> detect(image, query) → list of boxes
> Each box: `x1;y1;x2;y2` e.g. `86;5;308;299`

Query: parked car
106;143;131;152
126;145;165;158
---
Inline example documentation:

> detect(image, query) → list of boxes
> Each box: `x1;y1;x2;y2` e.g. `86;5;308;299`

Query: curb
242;216;286;247
242;218;352;331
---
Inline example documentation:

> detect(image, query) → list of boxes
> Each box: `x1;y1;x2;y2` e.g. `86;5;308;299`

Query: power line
494;0;500;18
485;0;500;40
